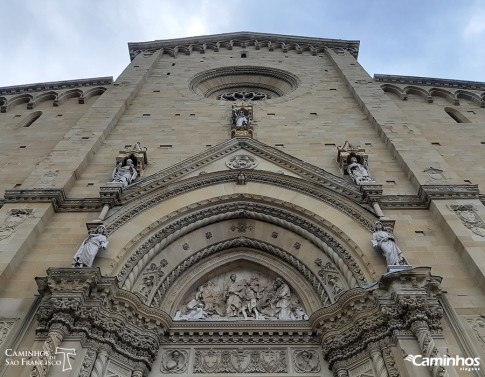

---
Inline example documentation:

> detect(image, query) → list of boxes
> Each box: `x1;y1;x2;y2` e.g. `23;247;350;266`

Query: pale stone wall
0;34;484;377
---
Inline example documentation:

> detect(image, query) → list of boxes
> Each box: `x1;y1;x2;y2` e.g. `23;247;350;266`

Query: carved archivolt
116;199;370;293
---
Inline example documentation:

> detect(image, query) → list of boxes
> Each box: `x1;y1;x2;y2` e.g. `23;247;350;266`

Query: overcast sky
1;0;484;87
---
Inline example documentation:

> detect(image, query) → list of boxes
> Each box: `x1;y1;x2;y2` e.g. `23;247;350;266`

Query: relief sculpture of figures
347;157;373;185
173;272;308;321
371;221;406;266
160;350;188;374
225;273;245;317
111;158;137;187
72;225;108;268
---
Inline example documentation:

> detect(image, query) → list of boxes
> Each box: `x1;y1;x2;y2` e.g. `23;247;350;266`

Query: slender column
369;346;389;377
372;201;386;219
30;323;66;377
96;204;110;221
334;368;349;377
91;348;109;377
78;349;97;377
411;320;446;377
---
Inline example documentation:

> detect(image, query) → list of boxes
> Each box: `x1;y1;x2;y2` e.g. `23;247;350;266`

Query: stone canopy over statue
336;141;375;185
108;142;148;188
174;271;308;321
231;104;253;138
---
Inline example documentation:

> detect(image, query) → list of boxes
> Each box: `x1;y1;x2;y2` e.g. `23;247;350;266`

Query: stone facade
0;32;484;377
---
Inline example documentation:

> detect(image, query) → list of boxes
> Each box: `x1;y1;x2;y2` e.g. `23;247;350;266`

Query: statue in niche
371;221;406;266
72;225;108;268
173;272;308;321
111;158;137;187
234;109;251;128
347;156;373;185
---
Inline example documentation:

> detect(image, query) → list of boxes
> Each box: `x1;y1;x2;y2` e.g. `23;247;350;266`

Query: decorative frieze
193;348;287;374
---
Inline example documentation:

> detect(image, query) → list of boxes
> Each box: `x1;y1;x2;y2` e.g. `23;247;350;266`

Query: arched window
20;111;42;127
445;107;470;123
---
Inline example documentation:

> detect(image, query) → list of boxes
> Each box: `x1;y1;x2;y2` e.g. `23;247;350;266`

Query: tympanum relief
174;271;308;321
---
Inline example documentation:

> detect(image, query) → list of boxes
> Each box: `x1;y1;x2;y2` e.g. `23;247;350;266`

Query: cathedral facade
0;32;484;377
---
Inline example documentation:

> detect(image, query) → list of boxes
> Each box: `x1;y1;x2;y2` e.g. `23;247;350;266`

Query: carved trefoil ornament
0;209;33;242
160;349;189;374
226;154;258;170
231;104;253;138
337;140;374;185
449;204;485;237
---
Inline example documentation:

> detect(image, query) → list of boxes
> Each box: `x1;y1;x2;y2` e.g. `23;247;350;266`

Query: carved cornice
4;188;103;212
374;74;485;91
310;267;444;368
380;184;480;209
0;77;112;95
128;32;360;60
3;181;479;214
419;184;479;206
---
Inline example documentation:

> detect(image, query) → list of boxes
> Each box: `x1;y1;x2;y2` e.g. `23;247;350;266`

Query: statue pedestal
387;265;413;273
105;182;124;188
